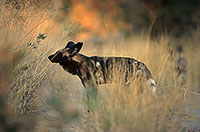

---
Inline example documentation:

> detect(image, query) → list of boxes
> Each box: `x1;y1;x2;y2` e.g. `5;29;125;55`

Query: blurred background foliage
3;0;200;39
57;0;200;38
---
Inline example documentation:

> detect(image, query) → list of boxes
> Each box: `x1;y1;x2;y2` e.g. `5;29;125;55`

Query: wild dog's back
89;56;156;94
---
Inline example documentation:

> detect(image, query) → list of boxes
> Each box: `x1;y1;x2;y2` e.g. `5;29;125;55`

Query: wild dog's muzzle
48;52;62;63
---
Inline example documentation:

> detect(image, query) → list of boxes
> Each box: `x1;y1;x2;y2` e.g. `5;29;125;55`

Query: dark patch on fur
59;59;80;75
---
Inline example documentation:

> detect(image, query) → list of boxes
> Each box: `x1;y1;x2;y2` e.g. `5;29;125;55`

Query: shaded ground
182;91;200;131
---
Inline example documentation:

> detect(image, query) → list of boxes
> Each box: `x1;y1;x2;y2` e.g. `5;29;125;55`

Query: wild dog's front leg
85;83;98;112
80;78;97;112
79;79;96;112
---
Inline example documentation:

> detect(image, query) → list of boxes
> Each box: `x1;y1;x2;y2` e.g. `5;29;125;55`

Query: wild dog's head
48;41;83;75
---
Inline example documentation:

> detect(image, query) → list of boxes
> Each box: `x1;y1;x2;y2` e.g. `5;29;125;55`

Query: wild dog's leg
146;78;157;95
81;79;97;112
79;81;95;112
134;61;156;95
86;92;90;112
85;83;97;112
78;67;98;112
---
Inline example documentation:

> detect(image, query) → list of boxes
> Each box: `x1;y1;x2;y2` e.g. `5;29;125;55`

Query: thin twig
179;87;200;96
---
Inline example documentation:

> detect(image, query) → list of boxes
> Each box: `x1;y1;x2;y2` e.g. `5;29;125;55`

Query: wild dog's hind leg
146;78;157;95
134;61;156;95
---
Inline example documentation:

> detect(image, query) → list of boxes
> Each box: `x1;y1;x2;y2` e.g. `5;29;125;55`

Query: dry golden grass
79;34;199;132
0;1;200;132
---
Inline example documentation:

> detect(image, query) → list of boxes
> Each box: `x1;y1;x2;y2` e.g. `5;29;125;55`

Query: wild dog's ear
69;42;83;55
65;41;75;49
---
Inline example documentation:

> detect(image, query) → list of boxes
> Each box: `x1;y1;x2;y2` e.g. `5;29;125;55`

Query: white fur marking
151;79;156;95
141;66;145;70
96;62;101;67
136;70;140;76
144;71;146;77
95;72;100;77
146;78;157;95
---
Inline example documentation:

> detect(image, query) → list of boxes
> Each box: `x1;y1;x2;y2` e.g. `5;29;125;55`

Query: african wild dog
48;41;156;95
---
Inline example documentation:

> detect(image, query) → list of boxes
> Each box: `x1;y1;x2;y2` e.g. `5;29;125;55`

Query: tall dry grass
81;37;191;132
0;1;200;132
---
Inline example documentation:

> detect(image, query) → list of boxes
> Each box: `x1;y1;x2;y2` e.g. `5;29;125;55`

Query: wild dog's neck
72;54;96;87
61;54;100;87
72;54;89;64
